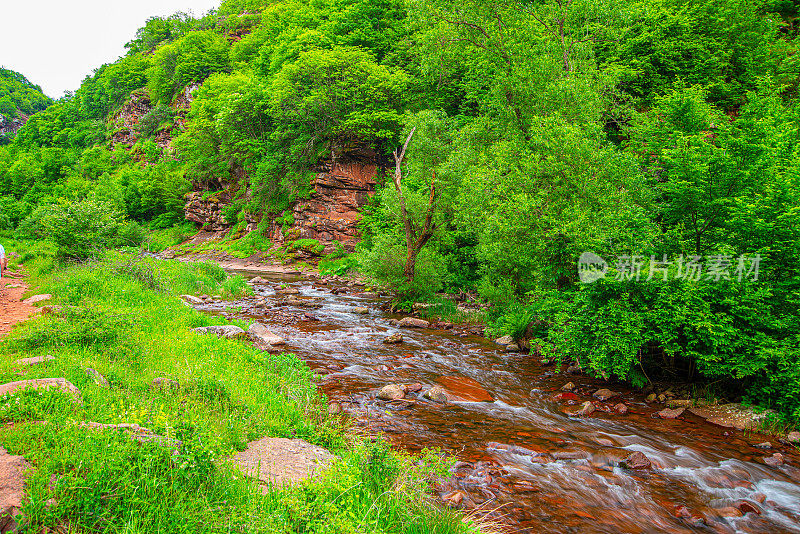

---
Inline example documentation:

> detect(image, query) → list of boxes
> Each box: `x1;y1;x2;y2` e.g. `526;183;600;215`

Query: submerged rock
657;407;685;420
436;376;494;402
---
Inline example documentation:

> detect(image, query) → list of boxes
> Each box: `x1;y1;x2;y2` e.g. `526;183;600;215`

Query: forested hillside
0;68;52;144
1;0;800;422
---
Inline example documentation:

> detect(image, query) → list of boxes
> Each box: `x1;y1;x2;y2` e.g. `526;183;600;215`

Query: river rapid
203;270;800;534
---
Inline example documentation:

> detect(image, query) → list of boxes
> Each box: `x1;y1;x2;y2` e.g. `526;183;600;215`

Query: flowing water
204;271;800;533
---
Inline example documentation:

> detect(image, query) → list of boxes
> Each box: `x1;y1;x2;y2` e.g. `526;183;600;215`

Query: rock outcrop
0;114;25;139
110;90;153;147
183;143;381;253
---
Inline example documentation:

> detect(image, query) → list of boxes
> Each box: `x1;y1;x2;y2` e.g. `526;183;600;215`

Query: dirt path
0;270;38;341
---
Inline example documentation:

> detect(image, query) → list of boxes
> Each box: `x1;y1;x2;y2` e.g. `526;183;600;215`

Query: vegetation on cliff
0;0;799;423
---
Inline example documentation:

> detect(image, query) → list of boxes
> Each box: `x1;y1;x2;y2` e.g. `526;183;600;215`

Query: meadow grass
0;249;482;533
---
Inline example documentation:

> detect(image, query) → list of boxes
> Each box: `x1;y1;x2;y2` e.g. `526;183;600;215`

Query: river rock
715;506;743;518
561;382;576;392
645;393;657;403
14;355;55;367
192;325;246;339
754;442;772;449
352;307;369;315
787;431;800;444
382;333;403;344
275;288;300;296
0;378;82;404
423;385;449;403
436;376;494;402
734;500;763;515
406;383;423;393
566;363;583;375
377;384;406;401
619;451;651;469
657;407;685;419
247;322;285;345
398;317;430;329
614;403;629;415
0;446;30;532
593;389;619;401
688;403;776;431
327;402;342;415
84;368;109;388
667;399;694;409
249;276;268;285
505;343;521;352
763;453;784;467
181;294;203;305
495;336;515;348
577;401;596;416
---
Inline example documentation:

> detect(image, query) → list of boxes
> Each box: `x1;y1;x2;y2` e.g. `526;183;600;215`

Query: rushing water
205;271;800;533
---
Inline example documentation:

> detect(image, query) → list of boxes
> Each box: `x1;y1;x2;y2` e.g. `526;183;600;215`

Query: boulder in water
657;407;685;419
560;382;575;392
248;322;285;345
763;453;784;467
619;451;651;469
577;401;596;416
423;385;449;403
399;317;430;329
352;307;370;315
377;384;406;401
593;388;619;401
382;333;403;344
495;335;514;346
614;403;629;415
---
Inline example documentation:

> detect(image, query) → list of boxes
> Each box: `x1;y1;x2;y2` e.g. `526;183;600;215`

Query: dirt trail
0;270;37;340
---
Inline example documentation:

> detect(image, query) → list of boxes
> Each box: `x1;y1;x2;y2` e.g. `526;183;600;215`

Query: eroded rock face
183;144;380;253
0;113;25;139
110;90;152;147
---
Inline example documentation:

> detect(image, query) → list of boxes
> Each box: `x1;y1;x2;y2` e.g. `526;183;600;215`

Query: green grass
0;248;482;533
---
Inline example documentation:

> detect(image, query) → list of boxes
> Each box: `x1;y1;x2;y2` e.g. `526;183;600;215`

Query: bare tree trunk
392;128;439;286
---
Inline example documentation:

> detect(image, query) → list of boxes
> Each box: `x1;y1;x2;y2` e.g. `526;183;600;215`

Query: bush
17;199;127;260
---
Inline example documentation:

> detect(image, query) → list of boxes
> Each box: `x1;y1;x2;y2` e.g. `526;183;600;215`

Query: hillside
1;0;800;420
0;68;52;144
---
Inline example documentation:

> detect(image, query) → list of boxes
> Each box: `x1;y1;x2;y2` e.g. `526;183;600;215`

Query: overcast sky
1;0;221;98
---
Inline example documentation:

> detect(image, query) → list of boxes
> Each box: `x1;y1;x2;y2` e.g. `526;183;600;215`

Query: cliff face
183;147;380;252
110;84;198;149
0;114;26;138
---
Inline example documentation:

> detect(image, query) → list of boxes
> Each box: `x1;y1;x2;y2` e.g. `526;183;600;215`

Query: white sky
0;0;222;98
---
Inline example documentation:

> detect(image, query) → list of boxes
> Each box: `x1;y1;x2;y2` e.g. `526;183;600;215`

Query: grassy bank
0;248;480;533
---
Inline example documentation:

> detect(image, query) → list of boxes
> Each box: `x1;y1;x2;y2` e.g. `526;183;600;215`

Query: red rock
436;376;494;402
734;500;762;515
593;388;619;401
620;451;651;469
553;392;581;402
763;453;784;467
577;401;596;416
715;506;743;517
614;403;629;414
0;446;30;533
657;407;685;419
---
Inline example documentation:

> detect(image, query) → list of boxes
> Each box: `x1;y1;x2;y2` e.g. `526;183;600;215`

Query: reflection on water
205;271;800;533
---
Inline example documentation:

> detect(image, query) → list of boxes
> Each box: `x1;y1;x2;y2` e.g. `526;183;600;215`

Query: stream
202;270;800;533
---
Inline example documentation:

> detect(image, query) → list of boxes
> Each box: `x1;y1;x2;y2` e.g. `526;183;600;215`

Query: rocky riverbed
192;269;800;534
